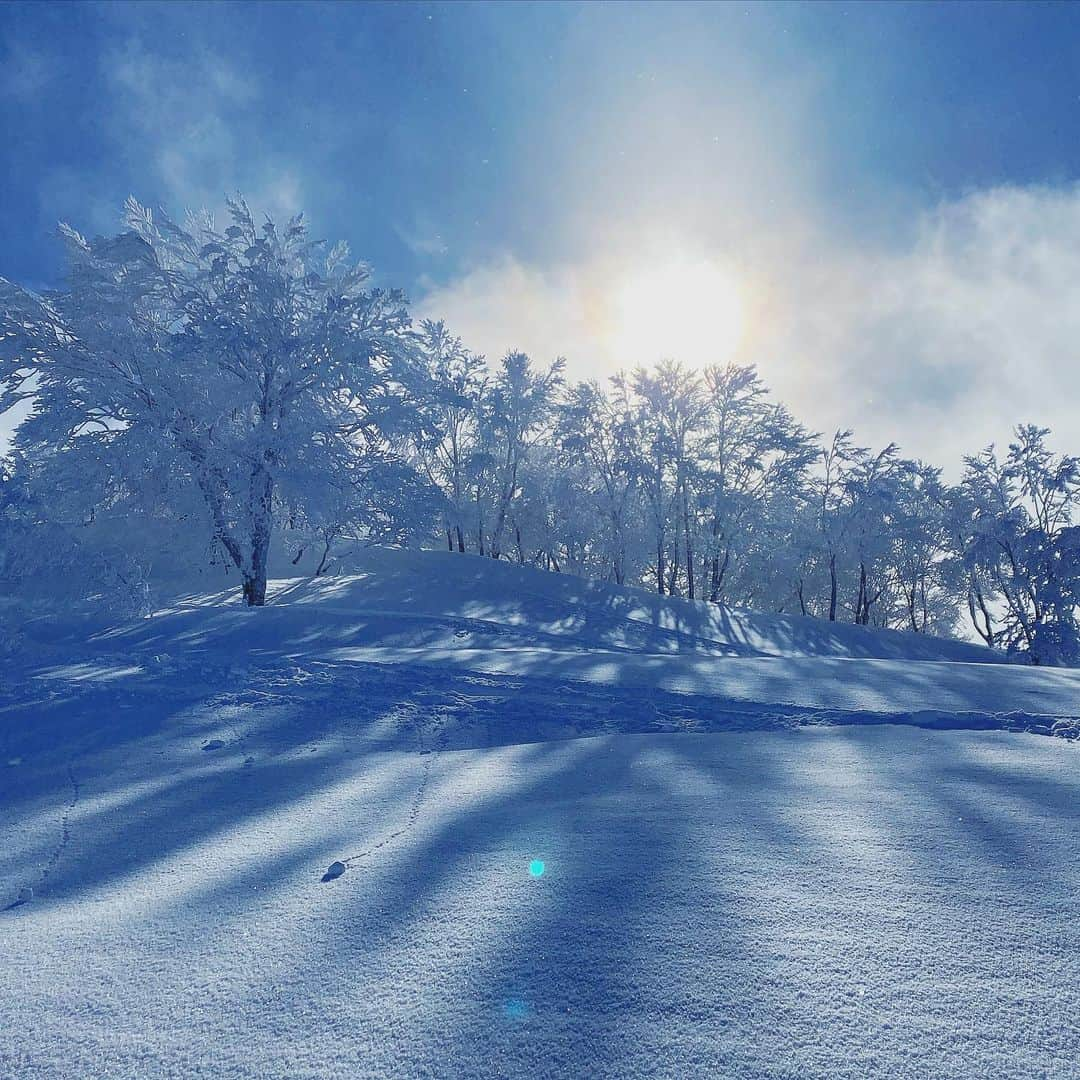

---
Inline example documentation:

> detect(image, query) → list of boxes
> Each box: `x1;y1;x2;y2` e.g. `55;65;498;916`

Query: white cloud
761;184;1080;468
419;184;1080;473
99;39;302;222
397;216;450;259
417;256;592;367
105;39;259;123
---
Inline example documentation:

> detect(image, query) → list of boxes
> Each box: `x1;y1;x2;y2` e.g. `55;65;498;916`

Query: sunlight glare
607;255;745;368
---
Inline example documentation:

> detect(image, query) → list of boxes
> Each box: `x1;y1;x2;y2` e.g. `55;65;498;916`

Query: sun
606;254;746;369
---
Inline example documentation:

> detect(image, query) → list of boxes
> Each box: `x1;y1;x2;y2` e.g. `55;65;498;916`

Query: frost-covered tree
479;351;564;560
0;197;422;605
6;199;1078;657
626;362;705;596
697;364;817;605
283;450;441;576
803;430;864;621
843;443;905;626
885;462;960;635
411;320;487;553
953;426;1080;662
0;449;160;612
555;380;642;585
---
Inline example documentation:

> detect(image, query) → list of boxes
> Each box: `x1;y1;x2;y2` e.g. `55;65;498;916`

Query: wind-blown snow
1;549;1078;1078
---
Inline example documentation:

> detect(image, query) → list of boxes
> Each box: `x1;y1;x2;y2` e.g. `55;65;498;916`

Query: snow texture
1;549;1078;1078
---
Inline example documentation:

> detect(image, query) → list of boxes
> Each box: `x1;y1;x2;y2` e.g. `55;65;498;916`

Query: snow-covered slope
59;546;1005;663
2;549;1078;1078
18;547;1080;725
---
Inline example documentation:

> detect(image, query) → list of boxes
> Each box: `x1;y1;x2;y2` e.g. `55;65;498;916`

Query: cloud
106;39;259;114
417;256;592;366
761;184;1080;468
419;184;1080;473
99;38;302;222
397;216;450;259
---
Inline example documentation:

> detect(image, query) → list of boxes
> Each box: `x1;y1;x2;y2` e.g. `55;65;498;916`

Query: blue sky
4;0;1080;464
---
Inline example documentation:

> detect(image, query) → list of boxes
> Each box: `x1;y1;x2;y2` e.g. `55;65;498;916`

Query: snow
2;549;1078;1078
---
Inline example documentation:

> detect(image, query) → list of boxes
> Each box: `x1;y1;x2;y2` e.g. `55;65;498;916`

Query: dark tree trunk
828;553;838;622
243;463;274;607
856;563;868;624
244;535;270;606
315;537;333;576
710;546;731;604
967;579;995;646
242;573;267;607
684;508;695;600
666;530;680;597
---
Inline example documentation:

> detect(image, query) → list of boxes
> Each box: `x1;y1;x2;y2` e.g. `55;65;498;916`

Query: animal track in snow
5;760;81;911
321;703;448;880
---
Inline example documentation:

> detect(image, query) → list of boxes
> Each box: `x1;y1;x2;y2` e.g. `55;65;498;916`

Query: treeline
1;198;1078;663
408;334;1080;662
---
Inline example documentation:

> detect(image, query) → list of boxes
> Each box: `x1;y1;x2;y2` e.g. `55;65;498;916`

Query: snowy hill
17;546;1080;726
2;548;1079;1078
66;545;1007;663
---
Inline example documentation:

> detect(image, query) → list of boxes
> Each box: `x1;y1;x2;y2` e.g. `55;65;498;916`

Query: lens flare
529;859;546;877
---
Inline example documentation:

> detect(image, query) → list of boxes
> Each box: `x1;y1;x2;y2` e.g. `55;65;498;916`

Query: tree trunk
244;542;269;606
491;456;518;560
455;524;465;553
683;498;695;600
710;546;731;604
856;563;868;624
828;553;838;622
315;536;333;576
667;536;680;596
610;509;625;586
244;463;274;607
967;580;994;646
709;513;721;601
242;572;267;607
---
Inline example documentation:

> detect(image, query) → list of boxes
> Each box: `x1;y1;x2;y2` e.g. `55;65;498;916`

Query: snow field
1;549;1078;1077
